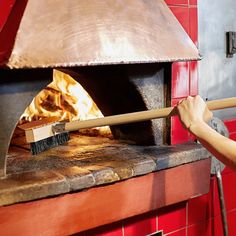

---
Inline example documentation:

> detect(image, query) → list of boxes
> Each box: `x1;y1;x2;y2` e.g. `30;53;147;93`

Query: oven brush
19;97;236;155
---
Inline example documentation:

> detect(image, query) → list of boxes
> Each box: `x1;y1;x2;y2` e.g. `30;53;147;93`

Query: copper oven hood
1;0;200;69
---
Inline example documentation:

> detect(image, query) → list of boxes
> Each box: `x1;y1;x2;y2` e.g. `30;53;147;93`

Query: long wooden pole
62;97;236;132
23;97;236;143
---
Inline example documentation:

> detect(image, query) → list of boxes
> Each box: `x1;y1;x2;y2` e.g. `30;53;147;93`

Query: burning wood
19;70;111;137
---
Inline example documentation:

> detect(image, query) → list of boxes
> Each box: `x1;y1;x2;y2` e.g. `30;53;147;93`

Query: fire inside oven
19;70;112;137
10;64;170;157
11;69;112;155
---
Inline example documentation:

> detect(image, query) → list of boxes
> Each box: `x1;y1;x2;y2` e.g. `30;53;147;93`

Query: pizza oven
0;0;211;234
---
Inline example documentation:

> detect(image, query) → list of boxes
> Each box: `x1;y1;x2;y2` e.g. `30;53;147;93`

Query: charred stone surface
1;135;209;206
0;170;69;206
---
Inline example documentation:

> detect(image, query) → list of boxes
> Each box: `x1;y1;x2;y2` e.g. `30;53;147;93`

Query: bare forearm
190;121;236;170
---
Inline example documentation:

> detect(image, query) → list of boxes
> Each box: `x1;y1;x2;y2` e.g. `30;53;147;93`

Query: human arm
177;95;236;171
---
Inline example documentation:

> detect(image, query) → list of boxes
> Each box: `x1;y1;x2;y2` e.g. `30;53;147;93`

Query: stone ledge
0;159;211;235
0;171;69;206
2;136;209;206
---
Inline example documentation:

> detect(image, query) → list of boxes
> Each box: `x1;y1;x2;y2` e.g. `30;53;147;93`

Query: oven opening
19;70;112;137
10;63;172;156
10;69;114;157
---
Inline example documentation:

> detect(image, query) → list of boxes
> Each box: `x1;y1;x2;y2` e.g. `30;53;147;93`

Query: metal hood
0;0;200;69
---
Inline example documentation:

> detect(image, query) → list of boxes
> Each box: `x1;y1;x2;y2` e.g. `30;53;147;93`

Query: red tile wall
80;168;236;235
83;221;123;236
166;1;199;145
79;1;236;236
225;119;236;141
0;0;27;64
171;98;189;144
123;212;157;236
0;0;16;31
165;0;188;5
158;202;187;234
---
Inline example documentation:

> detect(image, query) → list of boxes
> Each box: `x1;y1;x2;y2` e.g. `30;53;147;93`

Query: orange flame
20;70;111;136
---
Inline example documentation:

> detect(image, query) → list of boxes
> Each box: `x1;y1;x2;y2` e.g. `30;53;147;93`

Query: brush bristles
30;132;70;155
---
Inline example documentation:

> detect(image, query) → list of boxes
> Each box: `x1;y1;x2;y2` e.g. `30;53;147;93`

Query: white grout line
186;202;189;236
122;221;125;236
228;208;236;213
156;211;159;232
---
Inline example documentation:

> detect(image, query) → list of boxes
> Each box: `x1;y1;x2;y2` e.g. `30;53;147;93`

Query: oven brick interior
61;63;171;146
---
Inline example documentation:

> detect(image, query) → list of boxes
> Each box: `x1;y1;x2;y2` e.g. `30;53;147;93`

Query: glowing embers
20;70;111;136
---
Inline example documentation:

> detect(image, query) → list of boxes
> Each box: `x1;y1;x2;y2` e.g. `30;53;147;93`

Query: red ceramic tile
158;202;187;234
222;172;236;211
169;6;189;34
210;176;221;218
0;0;27;64
123;211;156;236
165;0;188;6
171;98;181;107
205;219;212;236
201;176;221;219
224;119;236;133
169;6;190;99
188;222;208;236
189;7;198;96
226;120;236;140
191;219;212;236
171;116;189;145
189;7;198;46
0;0;16;31
188;193;210;225
211;216;224;236
222;167;234;175
229;133;236;141
85;221;123;236
189;61;198;96
171;98;190;144
209;172;236;219
228;210;236;236
172;62;190;98
166;228;186;236
189;0;198;5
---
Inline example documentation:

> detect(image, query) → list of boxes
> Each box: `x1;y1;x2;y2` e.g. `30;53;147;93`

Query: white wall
198;0;236;119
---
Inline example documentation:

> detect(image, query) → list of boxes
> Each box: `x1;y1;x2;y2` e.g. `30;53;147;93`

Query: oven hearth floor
1;133;209;206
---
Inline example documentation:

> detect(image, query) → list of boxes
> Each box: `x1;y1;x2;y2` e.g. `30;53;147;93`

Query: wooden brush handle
64;97;236;131
64;107;174;131
206;97;236;110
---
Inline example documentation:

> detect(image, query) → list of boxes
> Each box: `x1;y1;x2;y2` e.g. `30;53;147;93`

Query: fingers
177;95;205;107
177;96;191;106
177;99;184;105
177;96;195;104
176;95;209;130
